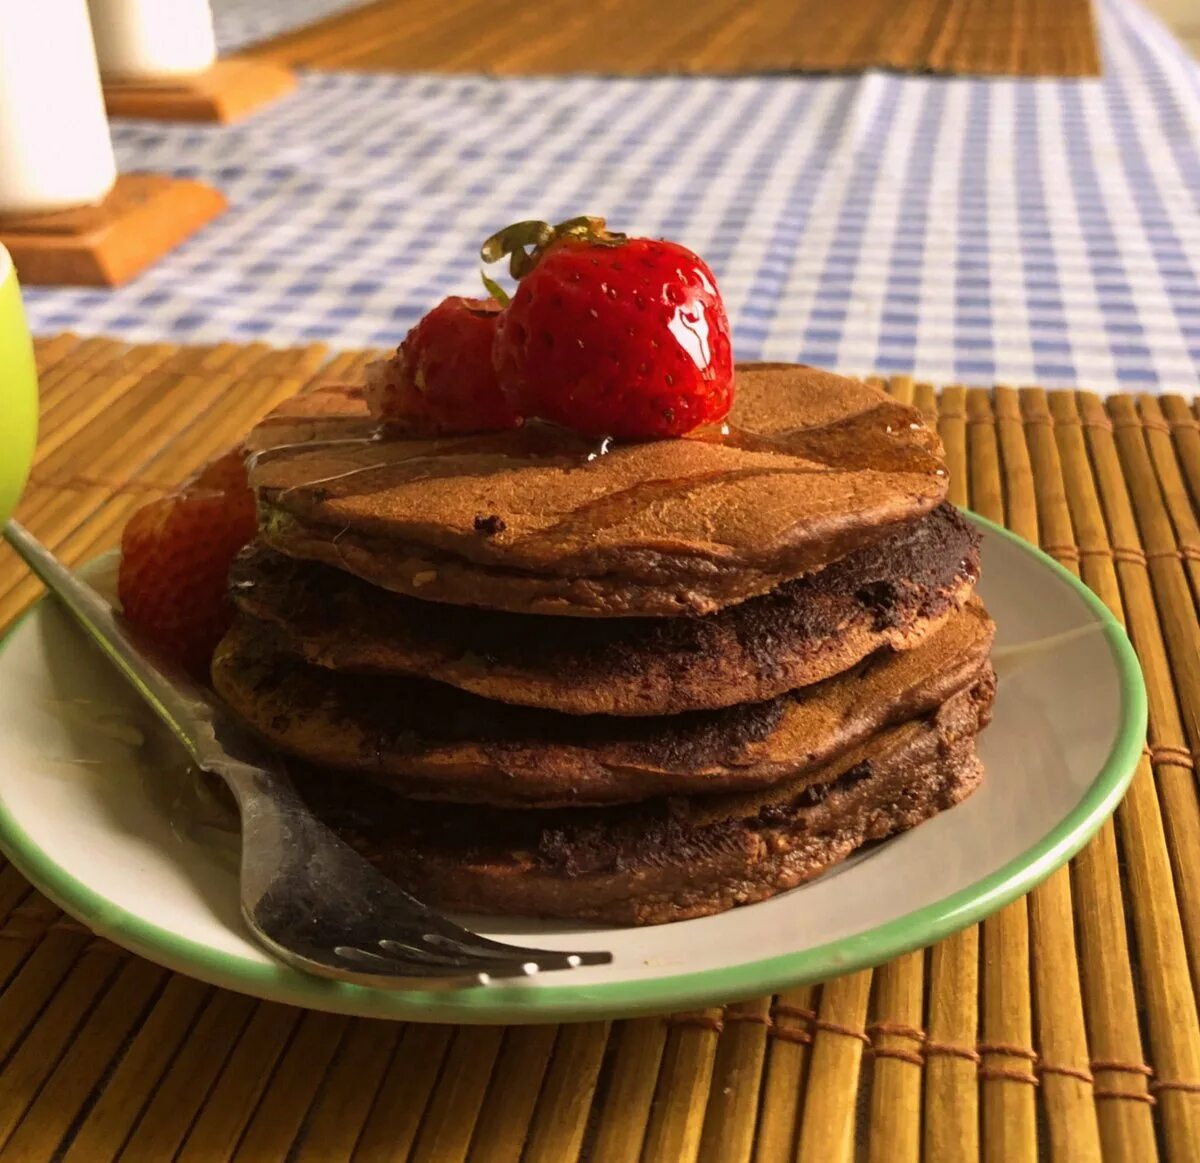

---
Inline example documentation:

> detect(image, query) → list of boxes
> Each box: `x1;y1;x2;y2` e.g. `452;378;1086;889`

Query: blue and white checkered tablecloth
21;0;1200;393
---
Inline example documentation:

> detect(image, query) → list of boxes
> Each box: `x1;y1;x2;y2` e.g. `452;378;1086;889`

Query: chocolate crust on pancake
295;675;993;924
233;504;979;716
211;601;995;807
248;364;948;617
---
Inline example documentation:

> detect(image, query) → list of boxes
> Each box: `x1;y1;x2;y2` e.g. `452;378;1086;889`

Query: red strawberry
483;217;734;440
191;447;254;494
118;448;256;675
366;296;520;434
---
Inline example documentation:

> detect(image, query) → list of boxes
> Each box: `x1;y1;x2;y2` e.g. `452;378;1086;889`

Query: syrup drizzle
247;431;383;470
688;400;944;476
250;397;946;535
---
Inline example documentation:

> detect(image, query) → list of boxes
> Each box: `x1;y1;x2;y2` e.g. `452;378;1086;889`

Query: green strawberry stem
480;270;510;306
480;216;626;279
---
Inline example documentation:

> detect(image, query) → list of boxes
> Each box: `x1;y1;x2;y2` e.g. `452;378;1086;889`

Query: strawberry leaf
481;271;510;306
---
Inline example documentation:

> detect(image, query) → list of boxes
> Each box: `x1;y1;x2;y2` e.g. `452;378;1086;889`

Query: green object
0;249;37;525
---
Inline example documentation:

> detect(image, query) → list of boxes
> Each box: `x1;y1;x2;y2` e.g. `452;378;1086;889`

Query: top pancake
248;363;948;617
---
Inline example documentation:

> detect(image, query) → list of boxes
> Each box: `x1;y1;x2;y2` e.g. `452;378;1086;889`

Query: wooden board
103;59;297;124
0;175;228;288
0;335;1197;1162
242;0;1101;78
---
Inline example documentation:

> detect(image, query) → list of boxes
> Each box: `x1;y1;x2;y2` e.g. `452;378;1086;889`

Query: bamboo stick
354;1024;454;1163
33;345;181;469
0;957;166;1159
32;332;81;375
1092;394;1200;1156
0;489;147;630
61;976;213;1163
0;866;34;931
939;385;969;508
35;335;125;392
640;1011;722;1163
753;987;816;1163
867;952;924;1163
967;388;1037;1163
887;374;916;406
0;943;124;1150
225;1011;348;1162
1130;396;1200;987
113;990;257;1162
292;1019;401;1161
523;1022;610;1163
697;997;772;1163
409;1026;504;1163
589;1018;668;1163
795;971;872;1163
174;1004;303;1162
1045;390;1160;1159
1159;395;1200;513
995;386;1101;1163
860;369;928;1163
0;930;94;1075
1138;395;1200;609
1109;395;1200;750
466;1025;558;1163
923;384;980;1163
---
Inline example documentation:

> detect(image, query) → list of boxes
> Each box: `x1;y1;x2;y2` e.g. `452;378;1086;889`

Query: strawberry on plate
118;448;256;676
366;296;520;434
482;216;735;440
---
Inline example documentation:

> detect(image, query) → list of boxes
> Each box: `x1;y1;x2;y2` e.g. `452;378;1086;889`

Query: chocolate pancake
294;674;994;924
232;504;979;716
247;363;948;617
211;600;994;807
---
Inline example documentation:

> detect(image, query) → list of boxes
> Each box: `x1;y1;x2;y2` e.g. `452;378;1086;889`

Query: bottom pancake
294;672;994;924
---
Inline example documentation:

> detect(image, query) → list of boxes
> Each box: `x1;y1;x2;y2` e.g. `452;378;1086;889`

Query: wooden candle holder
103;59;296;124
0;174;228;287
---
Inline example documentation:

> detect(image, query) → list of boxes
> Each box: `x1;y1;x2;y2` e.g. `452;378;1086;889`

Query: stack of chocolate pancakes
213;363;995;925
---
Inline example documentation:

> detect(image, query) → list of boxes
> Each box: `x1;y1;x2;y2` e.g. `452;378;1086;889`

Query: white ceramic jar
0;1;117;217
88;0;217;79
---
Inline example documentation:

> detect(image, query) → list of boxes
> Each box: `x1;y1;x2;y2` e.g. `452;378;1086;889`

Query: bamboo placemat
242;0;1101;78
0;334;1196;1162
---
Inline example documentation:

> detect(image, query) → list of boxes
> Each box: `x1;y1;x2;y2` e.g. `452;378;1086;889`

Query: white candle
0;1;117;217
88;0;217;79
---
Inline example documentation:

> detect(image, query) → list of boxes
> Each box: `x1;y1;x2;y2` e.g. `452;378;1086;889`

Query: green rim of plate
0;514;1147;1024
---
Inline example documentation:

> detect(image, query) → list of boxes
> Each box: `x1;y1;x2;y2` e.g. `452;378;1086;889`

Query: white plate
0;515;1145;1023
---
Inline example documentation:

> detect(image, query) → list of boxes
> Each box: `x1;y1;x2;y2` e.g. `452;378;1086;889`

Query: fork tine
412;929;613;968
255;937;491;988
281;934;560;984
333;945;487;977
333;944;509;979
402;903;612;965
335;944;547;984
378;937;542;975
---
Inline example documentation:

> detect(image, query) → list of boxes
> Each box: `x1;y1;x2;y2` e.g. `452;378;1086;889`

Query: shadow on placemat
240;0;1101;78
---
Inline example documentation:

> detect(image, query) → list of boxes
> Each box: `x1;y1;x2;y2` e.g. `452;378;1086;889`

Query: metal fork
4;521;611;988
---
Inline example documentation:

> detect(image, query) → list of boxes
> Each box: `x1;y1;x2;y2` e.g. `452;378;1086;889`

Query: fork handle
3;520;220;767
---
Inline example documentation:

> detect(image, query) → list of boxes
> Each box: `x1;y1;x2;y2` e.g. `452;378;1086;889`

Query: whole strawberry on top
366;295;520;434
483;217;734;440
